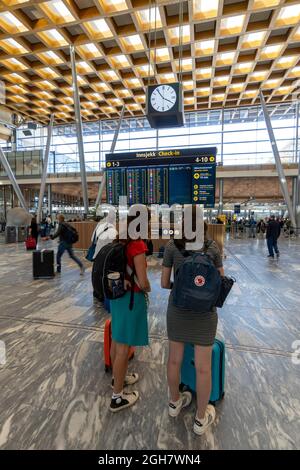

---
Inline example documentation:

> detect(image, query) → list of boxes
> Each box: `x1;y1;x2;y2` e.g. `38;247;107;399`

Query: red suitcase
104;319;135;372
25;236;36;250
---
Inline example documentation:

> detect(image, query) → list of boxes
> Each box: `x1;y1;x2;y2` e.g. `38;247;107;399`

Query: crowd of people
226;216;294;239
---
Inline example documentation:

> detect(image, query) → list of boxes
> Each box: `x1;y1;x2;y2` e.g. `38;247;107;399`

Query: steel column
70;45;89;217
95;105;125;208
296;102;300;233
259;90;296;229
218;178;223;214
37;114;54;223
0;146;28;211
48;184;52;216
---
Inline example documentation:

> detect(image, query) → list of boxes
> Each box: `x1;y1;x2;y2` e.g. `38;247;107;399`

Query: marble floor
0;234;299;450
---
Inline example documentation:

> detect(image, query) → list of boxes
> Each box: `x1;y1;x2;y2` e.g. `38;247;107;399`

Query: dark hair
117;213;142;243
173;207;208;250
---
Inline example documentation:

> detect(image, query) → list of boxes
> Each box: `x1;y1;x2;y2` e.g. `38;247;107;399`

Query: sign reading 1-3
192;164;216;208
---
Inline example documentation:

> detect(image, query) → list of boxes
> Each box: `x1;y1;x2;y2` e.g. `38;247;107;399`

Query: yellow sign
194;184;198;189
193;173;200;179
210;156;215;162
106;162;111;167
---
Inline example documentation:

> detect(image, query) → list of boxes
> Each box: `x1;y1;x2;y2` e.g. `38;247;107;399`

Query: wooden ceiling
0;0;300;126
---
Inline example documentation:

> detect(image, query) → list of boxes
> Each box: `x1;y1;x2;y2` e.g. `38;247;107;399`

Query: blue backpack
172;241;222;313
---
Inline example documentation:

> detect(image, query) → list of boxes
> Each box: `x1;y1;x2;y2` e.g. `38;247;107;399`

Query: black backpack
92;242;136;310
62;223;79;244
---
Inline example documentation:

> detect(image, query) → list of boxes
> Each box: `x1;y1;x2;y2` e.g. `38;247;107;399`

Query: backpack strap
203;239;213;253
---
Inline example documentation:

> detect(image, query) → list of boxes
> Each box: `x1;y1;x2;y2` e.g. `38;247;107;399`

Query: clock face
150;85;177;112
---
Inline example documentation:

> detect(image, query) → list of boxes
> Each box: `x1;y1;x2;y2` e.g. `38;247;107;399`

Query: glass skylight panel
220;15;245;36
168;25;191;46
260;44;283;60
0;11;28;33
37;29;69;47
275;5;300;27
241;31;266;49
83;19;113;40
40;1;76;24
0;38;29;55
193;0;219;21
135;7;162;30
195;40;215;56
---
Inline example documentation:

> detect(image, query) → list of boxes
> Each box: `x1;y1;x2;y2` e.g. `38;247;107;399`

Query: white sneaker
109;391;139;412
111;372;139;388
193;404;216;435
168;391;192;417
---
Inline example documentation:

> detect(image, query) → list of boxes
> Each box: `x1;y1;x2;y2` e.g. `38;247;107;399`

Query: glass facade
3;101;299;175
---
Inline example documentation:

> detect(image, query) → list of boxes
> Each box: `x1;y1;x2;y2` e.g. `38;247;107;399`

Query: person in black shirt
29;216;39;246
51;214;84;275
266;215;281;258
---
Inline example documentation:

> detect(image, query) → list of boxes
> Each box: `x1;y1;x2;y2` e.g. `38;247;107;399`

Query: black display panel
106;168;126;205
105;147;217;207
127;168;147;205
192;165;216;208
169;165;192;205
147;167;168;204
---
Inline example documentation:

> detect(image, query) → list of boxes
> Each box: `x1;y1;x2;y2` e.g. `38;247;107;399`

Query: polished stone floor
0;234;299;450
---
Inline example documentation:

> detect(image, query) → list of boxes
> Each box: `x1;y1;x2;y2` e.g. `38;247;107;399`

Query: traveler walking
50;214;84;274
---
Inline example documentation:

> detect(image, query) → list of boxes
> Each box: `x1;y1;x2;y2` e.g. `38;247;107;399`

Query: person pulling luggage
51;214;84;275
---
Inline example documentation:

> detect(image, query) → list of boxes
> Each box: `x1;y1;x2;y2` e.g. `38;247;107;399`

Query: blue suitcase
180;339;225;405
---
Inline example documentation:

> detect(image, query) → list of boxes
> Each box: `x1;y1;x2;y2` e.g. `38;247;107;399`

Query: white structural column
296;102;300;233
70;45;89;217
37;114;54;223
95;105;125;208
259;90;297;229
218;178;223;214
0;146;28;211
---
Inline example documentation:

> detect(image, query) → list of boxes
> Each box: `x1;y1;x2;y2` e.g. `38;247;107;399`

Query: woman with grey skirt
161;218;224;435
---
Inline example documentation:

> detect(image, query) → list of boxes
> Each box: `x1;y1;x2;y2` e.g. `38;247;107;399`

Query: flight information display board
147;167;168;204
192;165;216;208
105;147;217;207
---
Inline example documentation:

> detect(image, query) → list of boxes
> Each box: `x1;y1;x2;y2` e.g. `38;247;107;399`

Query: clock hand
157;89;174;105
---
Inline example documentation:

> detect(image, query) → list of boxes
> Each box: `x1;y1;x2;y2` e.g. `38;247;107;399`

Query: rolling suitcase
104;319;135;372
5;226;16;244
33;250;55;279
25;236;36;250
180;339;225;405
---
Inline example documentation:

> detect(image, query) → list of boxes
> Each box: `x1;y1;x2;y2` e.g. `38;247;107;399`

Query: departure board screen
192;165;216;208
105;147;217;207
169;165;192;205
106;168;126;205
127;168;147;205
147;167;168;204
